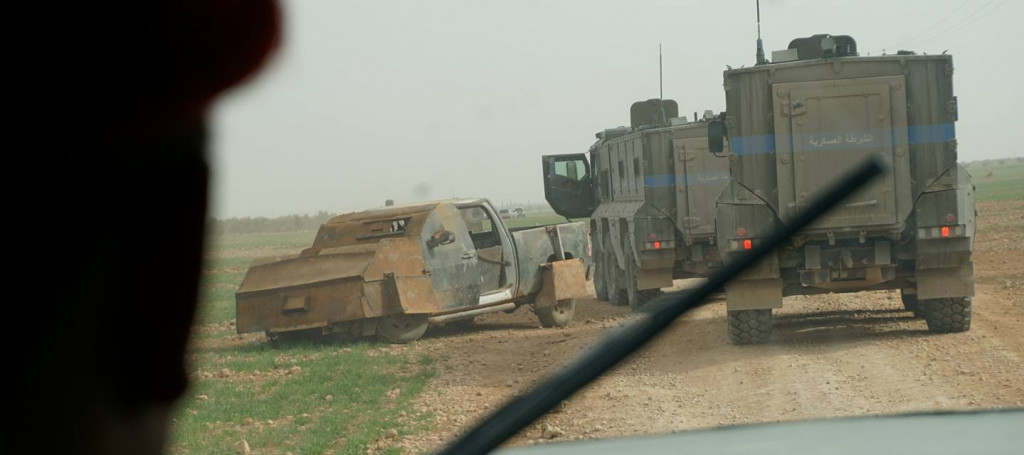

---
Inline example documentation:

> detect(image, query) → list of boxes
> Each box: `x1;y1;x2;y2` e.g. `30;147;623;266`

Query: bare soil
396;200;1024;452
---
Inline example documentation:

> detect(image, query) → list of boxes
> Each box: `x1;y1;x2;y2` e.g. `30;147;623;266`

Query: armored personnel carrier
543;100;730;311
708;34;976;344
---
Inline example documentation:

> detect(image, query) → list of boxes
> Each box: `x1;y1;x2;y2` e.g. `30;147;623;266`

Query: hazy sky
210;0;1022;218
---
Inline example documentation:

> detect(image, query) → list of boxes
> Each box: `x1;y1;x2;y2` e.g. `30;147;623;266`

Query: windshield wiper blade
437;158;885;455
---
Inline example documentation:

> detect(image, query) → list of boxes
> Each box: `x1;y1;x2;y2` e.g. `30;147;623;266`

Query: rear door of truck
673;137;731;236
772;75;911;229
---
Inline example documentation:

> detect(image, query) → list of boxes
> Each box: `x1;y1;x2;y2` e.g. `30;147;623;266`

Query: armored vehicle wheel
266;329;319;348
594;249;610;301
537;299;575;328
612;289;629;306
377;313;429;344
727;309;772;345
920;297;972;333
625;254;660;312
900;290;922;317
605;254;628;307
266;331;283;348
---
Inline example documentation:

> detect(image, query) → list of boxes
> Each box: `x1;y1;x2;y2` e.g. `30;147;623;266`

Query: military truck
543;100;731;311
235;198;591;344
708;34;975;344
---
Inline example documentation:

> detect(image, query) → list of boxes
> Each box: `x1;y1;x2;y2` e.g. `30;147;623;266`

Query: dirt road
397;200;1024;452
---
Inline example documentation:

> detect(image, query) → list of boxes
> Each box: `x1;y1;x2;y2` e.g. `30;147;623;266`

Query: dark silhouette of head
12;2;280;453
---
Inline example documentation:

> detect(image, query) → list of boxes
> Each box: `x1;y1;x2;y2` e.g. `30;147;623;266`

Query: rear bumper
726;233;974;298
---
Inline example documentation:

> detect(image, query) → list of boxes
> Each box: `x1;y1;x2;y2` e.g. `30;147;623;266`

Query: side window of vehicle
553;159;586;182
459;206;500;249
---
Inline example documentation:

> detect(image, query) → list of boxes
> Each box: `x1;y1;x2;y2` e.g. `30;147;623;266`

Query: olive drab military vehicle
543;99;731;311
235;198;591;344
708;34;976;344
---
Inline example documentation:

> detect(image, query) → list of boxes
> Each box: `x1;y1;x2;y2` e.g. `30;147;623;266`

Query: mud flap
725;278;783;310
725;253;783;310
916;262;974;300
636;267;674;291
534;258;588;308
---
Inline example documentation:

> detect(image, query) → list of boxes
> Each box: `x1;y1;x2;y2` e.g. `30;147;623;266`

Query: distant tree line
209;211;338;235
963;157;1023;168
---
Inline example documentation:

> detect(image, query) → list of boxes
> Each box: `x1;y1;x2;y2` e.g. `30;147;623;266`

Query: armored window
553;160;586;182
357;217;410;240
459;206;500;249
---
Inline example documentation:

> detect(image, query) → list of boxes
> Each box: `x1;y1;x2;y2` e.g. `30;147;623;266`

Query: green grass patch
198;291;237;325
198;258;251;325
966;159;1024;202
175;230;438;454
206;230;318;252
503;210;586;230
171;342;434;454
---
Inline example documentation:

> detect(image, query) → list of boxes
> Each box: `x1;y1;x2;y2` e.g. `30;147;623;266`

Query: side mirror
426;230;456;248
708;119;726;156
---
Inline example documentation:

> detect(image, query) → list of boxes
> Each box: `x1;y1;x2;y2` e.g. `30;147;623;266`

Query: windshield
174;1;1023;454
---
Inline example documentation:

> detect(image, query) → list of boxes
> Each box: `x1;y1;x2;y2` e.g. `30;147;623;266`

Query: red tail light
653;241;661;249
743;239;753;250
941;226;950;238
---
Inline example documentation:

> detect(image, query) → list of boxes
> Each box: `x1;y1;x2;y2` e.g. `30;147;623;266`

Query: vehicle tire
377;313;429;344
625;254;660;313
536;299;575;328
266;329;316;347
920;297;972;333
605;246;628;307
727;309;772;345
900;289;922;317
266;331;281;348
594;248;610;301
612;288;629;306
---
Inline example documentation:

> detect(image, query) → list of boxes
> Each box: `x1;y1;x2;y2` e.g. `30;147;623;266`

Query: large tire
266;329;318;348
536;299;575;328
625;254;660;312
900;289;922;317
727;309;773;345
377;313;429;344
606;249;628;307
593;246;610;301
920;297;972;333
612;288;629;306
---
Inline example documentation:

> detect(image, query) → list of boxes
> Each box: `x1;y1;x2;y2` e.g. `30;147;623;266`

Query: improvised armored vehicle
708;34;976;344
235;198;591;344
543;99;731;311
